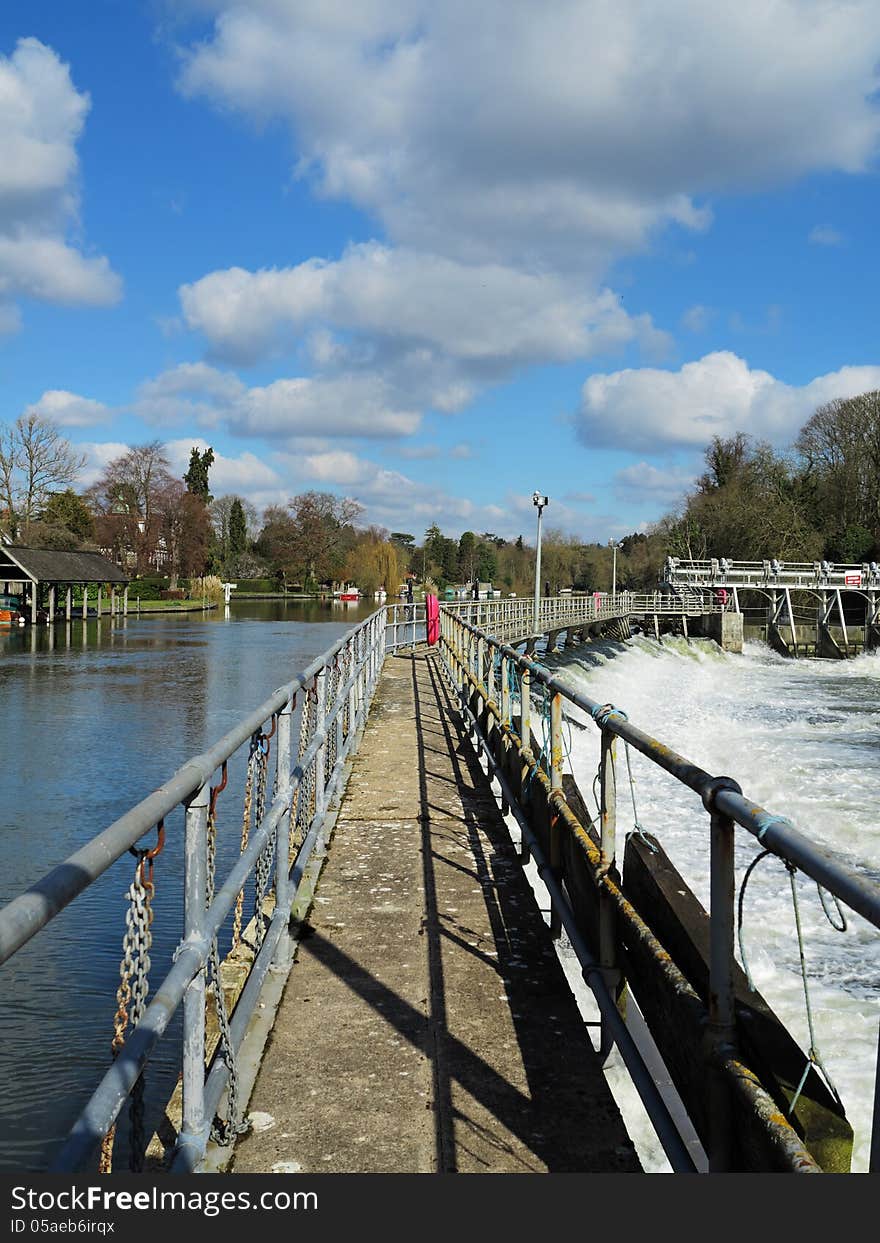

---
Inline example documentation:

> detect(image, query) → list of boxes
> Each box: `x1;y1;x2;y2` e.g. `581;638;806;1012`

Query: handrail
0;606;391;1173
439;605;880;1171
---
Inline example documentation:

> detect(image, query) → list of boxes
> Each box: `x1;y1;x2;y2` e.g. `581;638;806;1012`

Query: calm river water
0;598;376;1171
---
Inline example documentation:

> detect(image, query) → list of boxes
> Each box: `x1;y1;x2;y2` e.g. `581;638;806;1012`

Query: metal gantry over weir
0;597;878;1174
665;556;880;656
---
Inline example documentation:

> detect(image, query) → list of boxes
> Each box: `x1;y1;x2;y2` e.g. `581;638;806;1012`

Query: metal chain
252;725;274;951
98;827;162;1174
232;733;260;950
295;686;317;848
204;766;248;1145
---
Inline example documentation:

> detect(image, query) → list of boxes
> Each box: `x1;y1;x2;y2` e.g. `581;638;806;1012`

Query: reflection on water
0;598;377;1170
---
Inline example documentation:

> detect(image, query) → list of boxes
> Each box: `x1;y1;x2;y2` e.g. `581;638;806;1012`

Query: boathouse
0;545;130;623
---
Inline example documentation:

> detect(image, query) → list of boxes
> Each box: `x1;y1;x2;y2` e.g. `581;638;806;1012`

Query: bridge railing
439;605;880;1172
442;593;722;645
0;607;390;1174
666;558;880;590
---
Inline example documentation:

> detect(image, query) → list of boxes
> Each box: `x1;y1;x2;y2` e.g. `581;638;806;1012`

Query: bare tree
0;413;86;538
88;441;174;573
155;479;210;590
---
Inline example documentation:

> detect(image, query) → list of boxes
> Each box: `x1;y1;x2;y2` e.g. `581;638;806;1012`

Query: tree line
0;418;406;593
3;388;877;596
659;391;880;567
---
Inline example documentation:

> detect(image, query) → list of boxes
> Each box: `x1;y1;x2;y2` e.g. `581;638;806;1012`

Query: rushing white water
542;635;880;1173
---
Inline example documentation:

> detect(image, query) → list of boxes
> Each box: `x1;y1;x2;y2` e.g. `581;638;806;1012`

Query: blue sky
2;1;880;544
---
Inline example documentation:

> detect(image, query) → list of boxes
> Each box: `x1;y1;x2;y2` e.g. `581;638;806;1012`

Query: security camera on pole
532;492;548;633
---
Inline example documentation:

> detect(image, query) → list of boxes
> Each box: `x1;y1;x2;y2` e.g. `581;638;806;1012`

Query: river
1;608;877;1172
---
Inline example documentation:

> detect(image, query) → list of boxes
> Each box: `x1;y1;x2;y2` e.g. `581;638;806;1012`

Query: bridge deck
231;649;640;1174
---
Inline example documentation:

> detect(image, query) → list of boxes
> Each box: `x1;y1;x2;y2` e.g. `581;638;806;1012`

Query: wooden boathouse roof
0;545;129;585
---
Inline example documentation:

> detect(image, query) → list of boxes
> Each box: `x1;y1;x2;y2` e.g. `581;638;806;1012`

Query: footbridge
444;590;738;651
1;601;877;1176
665;557;880;657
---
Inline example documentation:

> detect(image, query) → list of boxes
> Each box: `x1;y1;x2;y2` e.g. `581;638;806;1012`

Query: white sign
844;571;862;586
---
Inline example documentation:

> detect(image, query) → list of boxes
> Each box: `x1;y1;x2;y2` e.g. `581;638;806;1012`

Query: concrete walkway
232;650;640;1174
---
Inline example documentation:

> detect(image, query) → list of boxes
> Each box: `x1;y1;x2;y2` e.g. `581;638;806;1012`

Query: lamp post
608;538;617;599
533;492;548;632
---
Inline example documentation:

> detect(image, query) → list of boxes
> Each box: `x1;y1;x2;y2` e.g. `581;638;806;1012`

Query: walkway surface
232;650;640;1174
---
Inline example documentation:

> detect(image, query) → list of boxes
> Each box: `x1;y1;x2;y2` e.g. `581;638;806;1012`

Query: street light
533;491;549;632
608;538;617;598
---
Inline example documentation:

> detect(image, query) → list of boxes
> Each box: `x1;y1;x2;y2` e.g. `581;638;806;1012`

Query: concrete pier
231;651;640;1174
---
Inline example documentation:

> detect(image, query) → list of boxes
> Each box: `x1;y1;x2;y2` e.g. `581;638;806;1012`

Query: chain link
98;827;162;1174
204;766;248;1145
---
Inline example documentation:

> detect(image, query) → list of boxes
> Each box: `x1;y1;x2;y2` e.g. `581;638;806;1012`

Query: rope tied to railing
736;848;846;1118
98;821;164;1174
589;704;657;852
205;762;249;1147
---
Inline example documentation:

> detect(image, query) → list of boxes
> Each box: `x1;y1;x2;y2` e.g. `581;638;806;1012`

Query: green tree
40;489;95;541
184;446;215;504
229;497;247;557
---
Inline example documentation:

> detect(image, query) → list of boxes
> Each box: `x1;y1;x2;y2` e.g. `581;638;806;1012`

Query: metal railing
0;607;399;1174
439;605;880;1172
442;593;723;646
666;557;880;590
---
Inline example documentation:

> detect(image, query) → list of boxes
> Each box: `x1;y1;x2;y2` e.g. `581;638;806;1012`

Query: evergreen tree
229;497;247;557
184;446;215;504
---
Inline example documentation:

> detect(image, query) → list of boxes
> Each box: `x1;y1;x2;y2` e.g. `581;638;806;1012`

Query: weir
1;599;878;1174
665;557;880;657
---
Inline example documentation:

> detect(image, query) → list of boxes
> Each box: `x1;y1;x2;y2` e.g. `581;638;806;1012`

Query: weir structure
0;597;877;1174
664;556;880;657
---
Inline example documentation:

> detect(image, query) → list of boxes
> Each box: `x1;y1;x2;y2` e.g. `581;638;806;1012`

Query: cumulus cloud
614;462;696;502
163;437;284;496
24;389;111;428
133;362;421;442
178;2;880;269
0;39;121;317
179;243;669;368
576;351;880;451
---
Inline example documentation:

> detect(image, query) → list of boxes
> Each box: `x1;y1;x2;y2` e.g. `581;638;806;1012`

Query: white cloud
164;437;284;494
614;462;696;502
577;351;880;451
179;244;669;368
132;362;421;442
24;389;111;427
178;2;880;270
0;39;121;315
809;224;845;246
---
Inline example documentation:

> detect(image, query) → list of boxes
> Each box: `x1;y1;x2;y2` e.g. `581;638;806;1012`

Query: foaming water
544;634;880;1171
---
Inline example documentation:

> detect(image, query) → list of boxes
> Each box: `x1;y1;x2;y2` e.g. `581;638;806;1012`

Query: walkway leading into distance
231;650;641;1174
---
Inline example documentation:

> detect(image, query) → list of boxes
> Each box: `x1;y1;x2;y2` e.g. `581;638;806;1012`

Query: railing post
706;784;740;1171
598;725;623;1055
315;668;327;820
501;653;510;727
274;692;294;965
181;780;209;1146
549;690;563;938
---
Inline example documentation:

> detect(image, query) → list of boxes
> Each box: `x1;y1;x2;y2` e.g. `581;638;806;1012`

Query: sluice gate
0;600;878;1174
665;557;880;657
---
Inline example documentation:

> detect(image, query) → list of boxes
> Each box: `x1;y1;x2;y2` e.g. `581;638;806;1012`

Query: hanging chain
232;733;261;950
98;823;164;1174
295;685;318;852
252;718;276;952
204;763;248;1146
